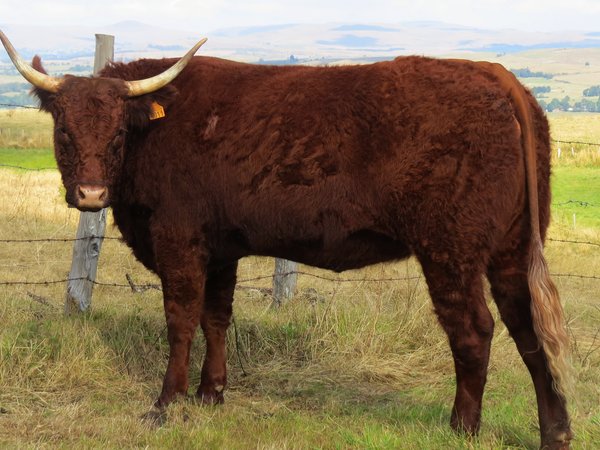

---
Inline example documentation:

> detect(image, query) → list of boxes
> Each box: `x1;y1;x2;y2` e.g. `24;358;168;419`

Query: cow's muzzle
75;184;109;211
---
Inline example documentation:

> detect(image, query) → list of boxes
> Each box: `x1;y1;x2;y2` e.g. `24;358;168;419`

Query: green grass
0;281;598;449
0;109;598;449
552;167;600;229
0;148;56;169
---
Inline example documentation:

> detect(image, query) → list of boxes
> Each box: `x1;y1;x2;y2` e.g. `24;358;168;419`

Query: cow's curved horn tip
193;38;208;51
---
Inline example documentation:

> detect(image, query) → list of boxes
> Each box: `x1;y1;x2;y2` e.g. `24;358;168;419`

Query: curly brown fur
20;52;573;448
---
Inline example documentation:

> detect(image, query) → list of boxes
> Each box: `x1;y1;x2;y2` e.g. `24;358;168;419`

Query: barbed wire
0;236;597;288
0;163;56;171
0;102;37;109
1;270;598;291
10;235;600;247
0;271;424;289
553;200;598;208
0;103;598;293
0;236;121;243
552;139;600;147
552;273;600;281
548;238;600;248
239;271;424;285
4;233;598;247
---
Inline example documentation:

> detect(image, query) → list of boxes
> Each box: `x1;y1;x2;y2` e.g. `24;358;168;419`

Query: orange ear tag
149;102;166;120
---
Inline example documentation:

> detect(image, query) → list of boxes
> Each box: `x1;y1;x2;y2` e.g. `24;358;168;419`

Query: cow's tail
483;62;573;401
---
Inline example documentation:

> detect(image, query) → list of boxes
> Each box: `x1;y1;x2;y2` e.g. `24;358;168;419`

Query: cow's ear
30;56;56;113
125;84;179;129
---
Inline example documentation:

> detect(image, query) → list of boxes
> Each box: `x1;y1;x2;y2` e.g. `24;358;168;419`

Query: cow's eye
111;128;127;149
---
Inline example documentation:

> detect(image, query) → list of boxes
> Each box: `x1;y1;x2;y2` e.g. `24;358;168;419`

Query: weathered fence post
272;259;298;307
93;34;115;75
64;34;114;315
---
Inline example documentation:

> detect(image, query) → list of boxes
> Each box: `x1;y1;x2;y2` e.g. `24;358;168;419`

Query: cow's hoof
541;437;572;450
541;428;573;449
541;441;570;450
196;384;225;405
450;411;480;436
141;406;167;427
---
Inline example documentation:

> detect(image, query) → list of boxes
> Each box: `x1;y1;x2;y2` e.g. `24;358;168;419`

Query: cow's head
0;30;206;211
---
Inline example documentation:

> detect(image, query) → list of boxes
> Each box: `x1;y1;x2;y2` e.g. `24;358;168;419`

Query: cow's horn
0;30;62;93
125;38;207;97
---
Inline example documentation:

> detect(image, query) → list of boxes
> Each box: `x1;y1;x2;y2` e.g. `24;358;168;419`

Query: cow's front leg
196;261;238;405
153;233;207;409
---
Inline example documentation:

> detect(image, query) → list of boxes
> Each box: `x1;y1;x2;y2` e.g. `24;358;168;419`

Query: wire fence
0;102;37;109
1;269;599;292
553;139;600;147
0;234;598;293
1;102;599;299
3;235;597;246
0;163;56;171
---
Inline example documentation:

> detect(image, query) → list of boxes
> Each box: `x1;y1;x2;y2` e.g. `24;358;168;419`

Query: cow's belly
246;229;412;273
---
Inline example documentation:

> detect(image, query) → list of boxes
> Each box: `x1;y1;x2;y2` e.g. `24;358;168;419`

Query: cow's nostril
76;184;108;209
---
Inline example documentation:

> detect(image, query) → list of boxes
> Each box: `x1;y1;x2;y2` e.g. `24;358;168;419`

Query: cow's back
107;56;547;271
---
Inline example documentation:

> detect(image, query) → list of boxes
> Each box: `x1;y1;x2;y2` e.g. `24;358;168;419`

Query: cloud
1;0;600;32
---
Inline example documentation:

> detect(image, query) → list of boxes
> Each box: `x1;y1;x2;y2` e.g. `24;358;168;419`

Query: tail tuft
528;238;574;400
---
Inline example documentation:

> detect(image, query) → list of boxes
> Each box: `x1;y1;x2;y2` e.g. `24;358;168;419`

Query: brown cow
1;30;573;449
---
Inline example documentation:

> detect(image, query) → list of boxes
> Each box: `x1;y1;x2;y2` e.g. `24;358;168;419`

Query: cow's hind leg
487;248;572;449
196;261;238;405
418;255;494;434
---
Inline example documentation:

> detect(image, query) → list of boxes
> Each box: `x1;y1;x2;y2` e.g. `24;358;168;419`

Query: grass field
0;109;598;449
548;112;600;146
552;167;600;229
0;109;52;150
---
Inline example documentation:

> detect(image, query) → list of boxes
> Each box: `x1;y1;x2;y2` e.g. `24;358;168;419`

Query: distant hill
1;20;599;63
2;21;600;110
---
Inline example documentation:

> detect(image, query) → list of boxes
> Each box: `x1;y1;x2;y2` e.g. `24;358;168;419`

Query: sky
1;0;599;33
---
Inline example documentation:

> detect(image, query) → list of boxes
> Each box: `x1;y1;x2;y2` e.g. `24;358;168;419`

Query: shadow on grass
231;372;539;449
19;307;537;449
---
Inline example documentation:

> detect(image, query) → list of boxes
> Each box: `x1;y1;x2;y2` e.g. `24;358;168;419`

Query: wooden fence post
64;34;114;315
272;259;298;307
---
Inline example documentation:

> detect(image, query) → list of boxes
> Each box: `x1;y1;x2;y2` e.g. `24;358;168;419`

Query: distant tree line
0;92;38;108
526;82;600;112
583;85;600;97
538;96;600;112
2;68;600;112
0;82;30;94
532;86;551;96
0;82;38;108
511;68;554;79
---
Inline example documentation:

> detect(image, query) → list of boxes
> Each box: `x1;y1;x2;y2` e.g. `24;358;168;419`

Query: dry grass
0;170;74;226
0;109;53;149
0;174;598;449
551;142;600;167
548;113;600;143
549;113;600;167
0;110;598;448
